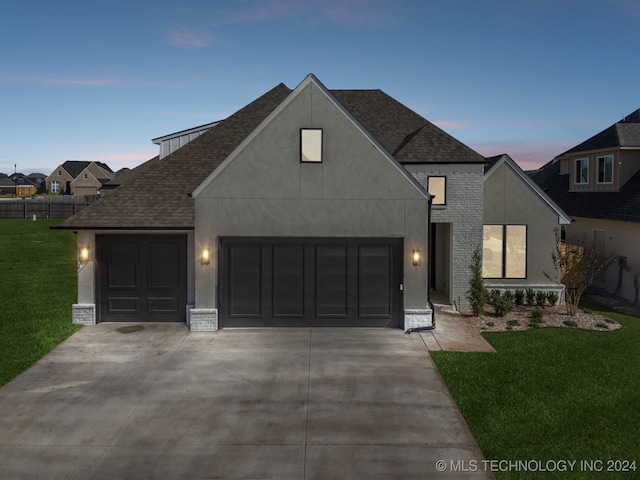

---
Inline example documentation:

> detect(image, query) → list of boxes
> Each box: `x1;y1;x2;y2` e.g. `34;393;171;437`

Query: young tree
467;245;487;316
552;229;617;315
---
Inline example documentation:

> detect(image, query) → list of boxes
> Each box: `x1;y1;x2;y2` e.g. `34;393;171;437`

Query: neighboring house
56;74;567;331
532;108;640;304
9;173;38;197
484;155;571;297
46;161;114;196
26;173;47;194
0;176;17;196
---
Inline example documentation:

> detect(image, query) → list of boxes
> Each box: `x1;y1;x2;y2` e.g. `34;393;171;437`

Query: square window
597;155;613;183
574;158;589;184
300;128;323;163
427;176;446;205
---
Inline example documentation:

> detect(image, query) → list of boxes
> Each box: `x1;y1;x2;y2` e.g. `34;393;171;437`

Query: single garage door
98;235;187;322
219;238;403;328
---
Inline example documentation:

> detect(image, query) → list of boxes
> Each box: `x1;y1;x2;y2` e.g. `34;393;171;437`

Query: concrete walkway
0;325;493;479
422;301;496;353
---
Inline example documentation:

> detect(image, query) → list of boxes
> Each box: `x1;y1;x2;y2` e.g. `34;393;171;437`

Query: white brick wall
72;304;96;325
406;164;485;310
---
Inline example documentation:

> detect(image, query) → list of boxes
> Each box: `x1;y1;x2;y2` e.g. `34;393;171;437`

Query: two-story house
532;109;640;304
55;74;569;331
46;161;114;196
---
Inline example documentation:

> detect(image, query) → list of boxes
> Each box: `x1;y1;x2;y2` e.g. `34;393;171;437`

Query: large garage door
219;238;402;328
98;235;187;322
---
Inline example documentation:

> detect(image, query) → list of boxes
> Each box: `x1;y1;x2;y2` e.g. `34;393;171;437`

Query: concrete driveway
0;325;493;479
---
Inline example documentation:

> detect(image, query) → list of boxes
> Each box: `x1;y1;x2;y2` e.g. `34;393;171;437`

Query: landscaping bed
468;304;622;332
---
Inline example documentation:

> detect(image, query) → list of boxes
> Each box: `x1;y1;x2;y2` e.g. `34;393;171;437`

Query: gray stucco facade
192;77;432;330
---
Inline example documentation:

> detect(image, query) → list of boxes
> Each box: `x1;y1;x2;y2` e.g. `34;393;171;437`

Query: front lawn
0;219;80;387
431;299;640;479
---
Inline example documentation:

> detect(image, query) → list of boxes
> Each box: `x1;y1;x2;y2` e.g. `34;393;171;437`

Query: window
427;176;446;205
597;155;613;184
300;128;322;163
482;225;527;279
84;173;88;179
51;181;60;194
58;170;62;176
574;158;589;184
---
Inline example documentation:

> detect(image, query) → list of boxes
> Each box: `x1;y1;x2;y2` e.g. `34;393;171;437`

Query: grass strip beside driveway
0;219;80;387
431;299;640;480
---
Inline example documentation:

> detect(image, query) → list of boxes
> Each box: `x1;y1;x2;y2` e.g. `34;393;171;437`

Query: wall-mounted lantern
79;246;90;263
411;249;422;266
201;247;211;265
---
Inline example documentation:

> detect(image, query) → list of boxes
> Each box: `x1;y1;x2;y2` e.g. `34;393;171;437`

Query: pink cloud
168;28;212;48
433;119;470;129
471;140;574;171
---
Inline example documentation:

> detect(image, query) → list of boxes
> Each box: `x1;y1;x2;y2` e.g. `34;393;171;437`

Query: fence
0;196;96;219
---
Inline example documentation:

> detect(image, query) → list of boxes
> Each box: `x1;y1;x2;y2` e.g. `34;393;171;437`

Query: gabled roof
58;161;114;178
531;159;640;223
486;154;571;225
57;76;483;230
559;108;640;156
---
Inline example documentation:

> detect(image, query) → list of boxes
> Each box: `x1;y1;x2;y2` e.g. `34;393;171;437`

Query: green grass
432;299;640;479
0;219;80;387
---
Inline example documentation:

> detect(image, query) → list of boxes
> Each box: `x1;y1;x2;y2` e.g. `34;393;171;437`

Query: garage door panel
148;242;180;289
316;245;349;318
147;297;179;313
358;245;392;317
108;297;139;314
220;238;401;328
272;245;305;317
229;245;263;318
107;243;139;289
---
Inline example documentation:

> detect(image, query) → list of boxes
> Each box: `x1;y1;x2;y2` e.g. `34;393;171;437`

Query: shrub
467;246;487;316
531;307;544;323
563;319;578;328
596;323;609;329
536;290;547;307
503;290;514;303
526;288;536;306
547;291;559;306
507;319;521;327
494;295;514;317
514;289;525;306
488;289;501;305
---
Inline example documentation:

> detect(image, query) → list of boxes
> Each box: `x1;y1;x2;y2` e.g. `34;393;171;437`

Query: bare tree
552;229;617;315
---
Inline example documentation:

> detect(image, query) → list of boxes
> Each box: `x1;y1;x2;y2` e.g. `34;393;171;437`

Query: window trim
300;128;323;163
596;154;614;184
427;176;446;205
574;158;589;185
482;224;528;279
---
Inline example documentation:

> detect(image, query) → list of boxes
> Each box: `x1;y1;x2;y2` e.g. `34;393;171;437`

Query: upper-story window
84;173;88;179
300;128;323;163
427;176;446;205
597;155;614;184
58;170;62;176
574;158;589;185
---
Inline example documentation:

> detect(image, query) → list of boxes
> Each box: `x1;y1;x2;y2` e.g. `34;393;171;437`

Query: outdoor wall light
411;249;422;266
201;247;211;265
79;246;90;263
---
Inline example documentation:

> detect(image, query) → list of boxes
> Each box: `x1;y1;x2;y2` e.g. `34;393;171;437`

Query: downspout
405;194;436;334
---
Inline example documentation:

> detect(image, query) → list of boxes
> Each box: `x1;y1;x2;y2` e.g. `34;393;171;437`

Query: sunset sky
2;0;639;175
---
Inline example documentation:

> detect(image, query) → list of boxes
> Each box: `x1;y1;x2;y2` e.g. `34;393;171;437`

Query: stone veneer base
404;309;433;332
189;308;218;332
72;304;96;325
